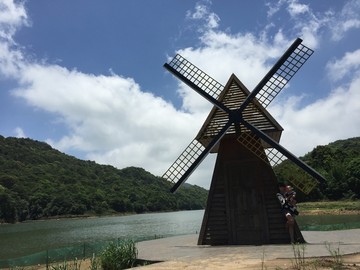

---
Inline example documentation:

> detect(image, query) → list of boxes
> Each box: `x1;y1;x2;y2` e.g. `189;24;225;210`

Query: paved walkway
135;229;360;269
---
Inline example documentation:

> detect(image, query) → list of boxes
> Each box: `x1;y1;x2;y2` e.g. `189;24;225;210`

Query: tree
0;189;17;223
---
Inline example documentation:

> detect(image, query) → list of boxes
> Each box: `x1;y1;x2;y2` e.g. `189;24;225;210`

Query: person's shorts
282;209;294;217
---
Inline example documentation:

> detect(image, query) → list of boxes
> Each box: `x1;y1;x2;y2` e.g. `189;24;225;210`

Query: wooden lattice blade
240;120;325;193
264;148;319;194
162;121;232;193
237;133;318;194
255;41;314;109
162;138;204;184
275;162;319;195
164;54;224;101
239;38;313;112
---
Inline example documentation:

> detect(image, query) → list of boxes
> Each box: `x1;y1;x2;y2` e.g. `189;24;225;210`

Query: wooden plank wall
198;155;229;245
198;137;304;245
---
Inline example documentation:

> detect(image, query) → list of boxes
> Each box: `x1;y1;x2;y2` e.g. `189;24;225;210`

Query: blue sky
1;0;360;189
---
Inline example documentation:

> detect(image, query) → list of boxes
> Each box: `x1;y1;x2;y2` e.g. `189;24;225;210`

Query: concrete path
135;229;360;269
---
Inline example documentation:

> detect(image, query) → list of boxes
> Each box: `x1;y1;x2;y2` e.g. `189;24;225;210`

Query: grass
291;243;306;270
271;243;360;270
50;258;81;270
46;239;155;270
325;242;343;268
99;239;137;270
298;200;360;213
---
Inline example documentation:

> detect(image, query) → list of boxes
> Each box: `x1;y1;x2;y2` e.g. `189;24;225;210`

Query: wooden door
225;160;267;244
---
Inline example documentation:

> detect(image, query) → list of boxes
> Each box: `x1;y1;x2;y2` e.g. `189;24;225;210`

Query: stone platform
135;229;360;269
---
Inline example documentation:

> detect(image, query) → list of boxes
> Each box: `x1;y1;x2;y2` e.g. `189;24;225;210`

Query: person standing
277;182;298;243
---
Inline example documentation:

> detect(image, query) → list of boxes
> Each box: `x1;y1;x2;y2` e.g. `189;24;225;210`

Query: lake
1;210;359;261
0;210;203;260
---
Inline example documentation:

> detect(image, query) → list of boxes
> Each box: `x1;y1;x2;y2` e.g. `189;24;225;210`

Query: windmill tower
162;38;325;245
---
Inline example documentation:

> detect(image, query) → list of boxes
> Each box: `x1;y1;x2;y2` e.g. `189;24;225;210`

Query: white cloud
14;126;25;138
0;41;24;77
266;0;322;48
270;73;360;156
285;0;360;46
185;0;220;31
0;0;27;78
266;1;282;18
330;0;360;41
12;63;199;177
264;0;360;49
326;49;360;82
175;31;288;115
287;0;309;16
0;0;28;41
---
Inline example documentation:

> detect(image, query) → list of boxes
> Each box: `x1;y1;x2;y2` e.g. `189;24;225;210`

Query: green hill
274;137;360;201
0;136;208;223
1;136;359;223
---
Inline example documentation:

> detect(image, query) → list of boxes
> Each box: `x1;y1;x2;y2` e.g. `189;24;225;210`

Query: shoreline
300;209;360;215
1;207;359;225
0;209;198;225
0;211;140;225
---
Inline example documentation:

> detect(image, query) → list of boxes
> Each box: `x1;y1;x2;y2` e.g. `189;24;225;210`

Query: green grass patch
298;200;360;212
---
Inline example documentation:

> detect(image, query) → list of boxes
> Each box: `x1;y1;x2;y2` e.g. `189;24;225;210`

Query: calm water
1;210;359;260
0;210;203;260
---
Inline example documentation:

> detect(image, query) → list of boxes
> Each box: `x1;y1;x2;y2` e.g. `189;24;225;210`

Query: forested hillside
275;137;360;201
0;136;208;223
1;136;359;223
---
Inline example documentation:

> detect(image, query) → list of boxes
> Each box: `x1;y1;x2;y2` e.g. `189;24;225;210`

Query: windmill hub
229;109;243;124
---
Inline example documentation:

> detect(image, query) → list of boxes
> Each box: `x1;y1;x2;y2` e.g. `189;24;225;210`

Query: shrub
100;239;138;270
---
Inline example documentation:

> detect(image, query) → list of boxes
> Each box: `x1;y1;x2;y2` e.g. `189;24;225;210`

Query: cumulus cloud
287;0;309;16
326;49;360;82
14;127;26;138
265;0;360;49
271;72;360;156
11;61;200;176
330;0;360;41
0;0;28;78
185;0;220;32
0;0;28;41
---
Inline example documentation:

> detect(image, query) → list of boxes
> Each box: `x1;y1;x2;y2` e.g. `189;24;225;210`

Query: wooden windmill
162;38;325;245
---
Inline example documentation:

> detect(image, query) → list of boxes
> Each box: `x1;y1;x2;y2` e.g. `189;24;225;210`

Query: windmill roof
195;74;283;153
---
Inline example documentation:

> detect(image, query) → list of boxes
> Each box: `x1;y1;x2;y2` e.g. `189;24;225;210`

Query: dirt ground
132;253;360;269
26;252;360;270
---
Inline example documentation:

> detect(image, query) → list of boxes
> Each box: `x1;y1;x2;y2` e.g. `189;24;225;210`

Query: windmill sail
237;132;319;194
162;122;232;193
241;119;325;193
255;42;313;108
162;139;205;186
165;54;224;101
